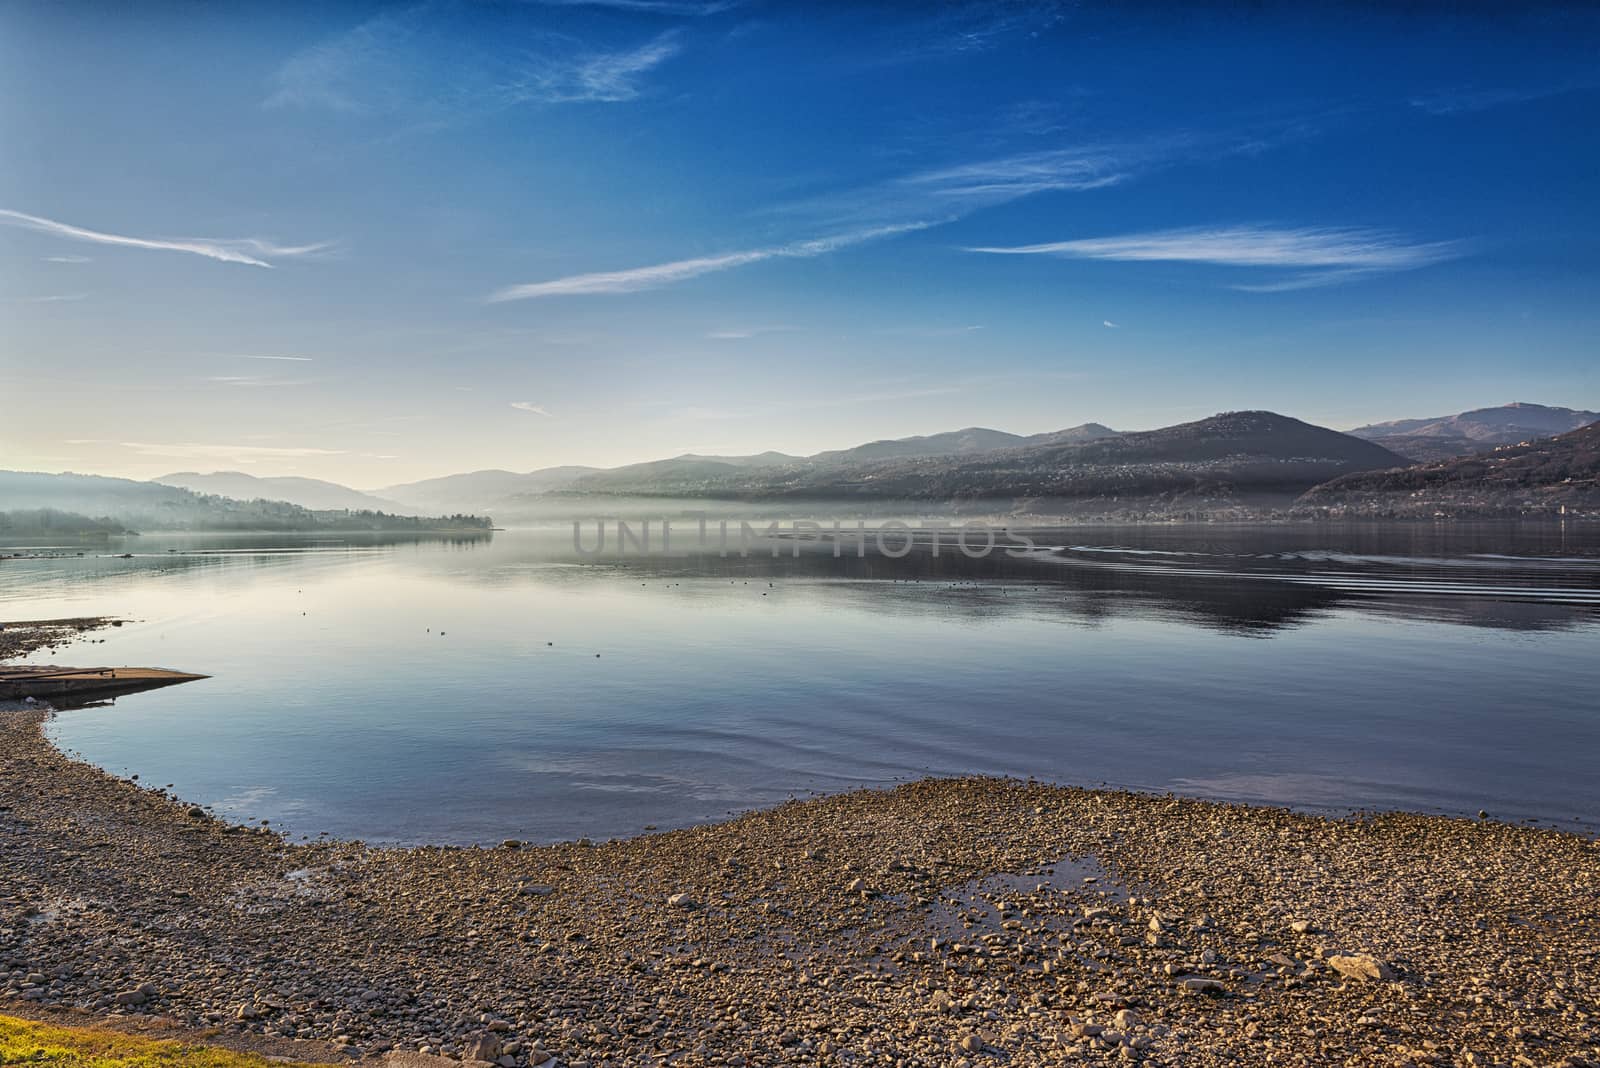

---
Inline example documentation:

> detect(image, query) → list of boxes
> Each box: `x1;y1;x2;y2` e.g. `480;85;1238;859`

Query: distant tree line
147;497;495;531
0;509;134;536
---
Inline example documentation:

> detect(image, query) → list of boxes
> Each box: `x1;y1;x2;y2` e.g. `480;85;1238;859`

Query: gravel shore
4;704;1599;1068
0;617;121;662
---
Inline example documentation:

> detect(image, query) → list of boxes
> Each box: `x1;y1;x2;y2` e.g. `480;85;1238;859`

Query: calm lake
3;521;1598;844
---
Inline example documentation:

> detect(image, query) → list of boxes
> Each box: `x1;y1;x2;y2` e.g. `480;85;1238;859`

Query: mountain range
374;406;1589;515
551;412;1411;519
5;403;1595;527
156;472;415;514
808;423;1118;465
1348;402;1600;463
370;424;1122;515
376;467;601;515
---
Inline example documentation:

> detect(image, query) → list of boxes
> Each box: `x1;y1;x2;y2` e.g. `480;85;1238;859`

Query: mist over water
4;519;1597;844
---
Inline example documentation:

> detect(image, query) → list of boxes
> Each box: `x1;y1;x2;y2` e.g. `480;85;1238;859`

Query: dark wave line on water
1046;543;1600;606
1063;543;1600;571
95;547;390;557
1063;561;1600;604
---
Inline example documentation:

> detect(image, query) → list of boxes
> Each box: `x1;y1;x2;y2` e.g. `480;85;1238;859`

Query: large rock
385;1054;467;1068
460;1033;503;1062
1327;954;1396;981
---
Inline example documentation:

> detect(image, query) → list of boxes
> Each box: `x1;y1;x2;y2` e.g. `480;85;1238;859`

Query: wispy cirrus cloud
967;225;1466;291
222;353;315;362
872;2;1072;63
490;113;1332;305
265;6;415;112
1228;268;1428;293
786;144;1132;230
207;375;315;388
666;385;964;422
531;0;738;12
44;254;92;264
783;115;1326;235
267;5;682;115
13;293;88;303
875;323;984;338
511;401;552;415
491;250;770;300
707;325;797;340
899;147;1128;202
0;209;329;268
487;221;934;301
1409;79;1596;116
117;441;346;461
559;34;682;103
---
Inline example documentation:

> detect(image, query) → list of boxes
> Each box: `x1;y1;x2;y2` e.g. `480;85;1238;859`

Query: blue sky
3;1;1598;485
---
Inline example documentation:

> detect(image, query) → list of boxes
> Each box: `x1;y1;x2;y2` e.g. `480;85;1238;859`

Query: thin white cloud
1103;320;1119;328
902;147;1128;203
267;7;682;114
44;254;92;264
707;325;797;340
492;250;768;300
884;3;1073;62
875;323;984;338
265;7;415;112
560;35;682;104
488;222;932;301
206;375;314;388
119;442;345;460
967;225;1466;289
223;354;315;362
14;293;88;303
529;0;738;13
824;386;963;407
511;401;552;415
784;145;1131;232
0;209;329;268
1409;79;1596;116
784;116;1328;235
479;116;1336;309
667;385;963;421
1228;269;1393;293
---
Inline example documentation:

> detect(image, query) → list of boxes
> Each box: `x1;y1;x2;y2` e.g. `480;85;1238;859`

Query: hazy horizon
5;3;1598;486
11;401;1598;492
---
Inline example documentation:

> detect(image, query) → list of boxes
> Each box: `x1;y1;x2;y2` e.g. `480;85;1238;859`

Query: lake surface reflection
3;521;1597;843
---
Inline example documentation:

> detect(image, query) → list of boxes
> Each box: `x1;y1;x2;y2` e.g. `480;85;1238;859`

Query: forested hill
0;509;135;537
1298;421;1600;517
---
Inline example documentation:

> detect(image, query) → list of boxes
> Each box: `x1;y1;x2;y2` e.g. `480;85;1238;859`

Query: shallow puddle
923;852;1130;941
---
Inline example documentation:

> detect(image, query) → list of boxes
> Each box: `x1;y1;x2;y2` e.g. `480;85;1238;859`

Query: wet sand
3;701;1599;1068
